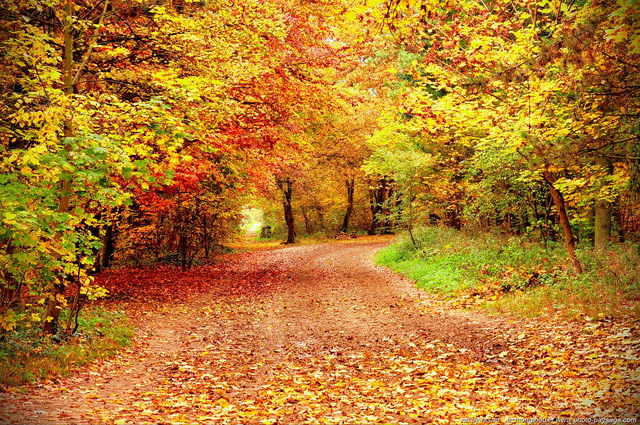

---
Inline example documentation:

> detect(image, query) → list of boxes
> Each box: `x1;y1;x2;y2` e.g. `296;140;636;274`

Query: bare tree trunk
302;208;312;234
594;156;613;250
277;177;296;244
316;206;325;232
368;189;378;235
339;179;355;234
543;170;583;274
368;177;388;235
406;186;417;247
100;219;116;270
202;213;210;260
595;199;612;250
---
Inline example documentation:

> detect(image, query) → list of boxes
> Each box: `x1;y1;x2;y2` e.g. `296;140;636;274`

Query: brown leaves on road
1;240;638;424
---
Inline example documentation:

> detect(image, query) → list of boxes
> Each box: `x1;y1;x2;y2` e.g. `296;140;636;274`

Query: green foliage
0;307;133;387
377;227;559;294
0;132;142;303
377;227;640;318
376;231;470;293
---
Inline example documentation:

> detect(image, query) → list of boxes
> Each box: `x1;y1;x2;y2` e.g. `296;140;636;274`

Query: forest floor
0;237;638;424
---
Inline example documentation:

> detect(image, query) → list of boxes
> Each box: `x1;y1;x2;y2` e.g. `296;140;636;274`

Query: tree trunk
383;185;396;233
44;0;75;334
543;170;583;274
202;213;210;260
404;184;417;247
0;240;22;314
594;199;612;250
302;208;312;234
316;206;325;232
594;156;613;250
100;220;116;270
368;177;388;235
339;179;355;234
368;189;379;235
277;177;296;244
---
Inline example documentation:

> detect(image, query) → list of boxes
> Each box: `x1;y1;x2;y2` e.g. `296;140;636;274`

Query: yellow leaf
215;397;230;408
238;410;261;418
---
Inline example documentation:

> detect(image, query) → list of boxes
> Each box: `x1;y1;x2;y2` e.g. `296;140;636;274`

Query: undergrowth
376;227;640;320
0;307;133;388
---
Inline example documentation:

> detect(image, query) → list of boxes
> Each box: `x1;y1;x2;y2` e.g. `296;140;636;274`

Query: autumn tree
0;0;163;333
248;0;384;241
302;95;379;236
359;0;640;271
0;0;356;332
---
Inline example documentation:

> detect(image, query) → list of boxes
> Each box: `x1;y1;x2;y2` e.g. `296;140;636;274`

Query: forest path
0;238;638;424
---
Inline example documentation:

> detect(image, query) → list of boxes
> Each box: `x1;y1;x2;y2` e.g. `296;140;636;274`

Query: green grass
376;227;640;319
0;307;133;388
377;244;472;293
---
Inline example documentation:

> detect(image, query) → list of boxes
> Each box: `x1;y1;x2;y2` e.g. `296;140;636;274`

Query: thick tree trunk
543;170;583;274
277;177;296;244
594;157;613;250
339;179;355;234
595;199;612;250
100;220;116;270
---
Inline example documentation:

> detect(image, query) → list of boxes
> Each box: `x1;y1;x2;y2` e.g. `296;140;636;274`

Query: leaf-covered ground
1;239;638;424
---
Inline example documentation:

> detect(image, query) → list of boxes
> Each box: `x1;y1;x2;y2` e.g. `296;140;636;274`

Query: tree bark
594;156;613;250
339;179;355;234
594;199;612;250
0;240;22;314
543;170;583;274
302;208;312;234
202;213;210;260
277;177;296;244
368;177;388;235
100;220;116;270
316;206;325;232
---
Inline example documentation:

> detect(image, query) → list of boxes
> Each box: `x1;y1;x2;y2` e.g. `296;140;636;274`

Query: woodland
0;0;640;422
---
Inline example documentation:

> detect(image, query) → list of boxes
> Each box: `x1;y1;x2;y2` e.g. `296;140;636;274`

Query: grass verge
376;227;640;319
0;307;133;388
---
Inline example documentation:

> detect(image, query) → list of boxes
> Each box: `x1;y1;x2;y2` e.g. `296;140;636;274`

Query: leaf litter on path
0;239;638;424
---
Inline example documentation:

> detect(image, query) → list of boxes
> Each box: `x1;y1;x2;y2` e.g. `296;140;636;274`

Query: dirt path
1;239;638;424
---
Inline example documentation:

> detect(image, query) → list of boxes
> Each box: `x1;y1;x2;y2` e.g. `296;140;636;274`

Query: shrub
377;227;640;319
0;307;133;388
